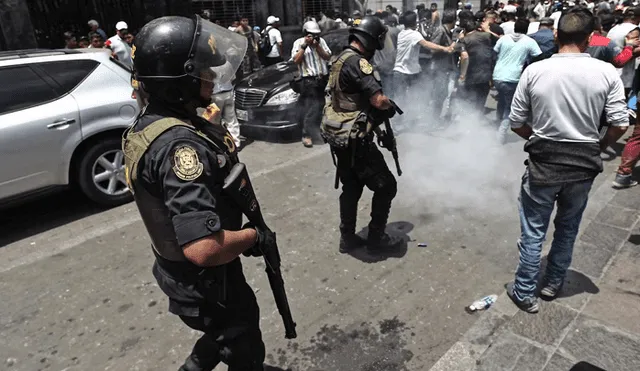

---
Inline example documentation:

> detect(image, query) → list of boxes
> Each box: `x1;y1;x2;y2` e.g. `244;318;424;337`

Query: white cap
88;19;99;27
267;16;280;25
116;21;128;31
303;20;321;34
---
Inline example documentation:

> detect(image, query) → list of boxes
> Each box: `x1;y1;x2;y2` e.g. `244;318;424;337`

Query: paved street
0;115;635;371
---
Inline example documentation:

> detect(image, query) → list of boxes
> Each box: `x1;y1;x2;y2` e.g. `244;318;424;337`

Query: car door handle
47;119;76;129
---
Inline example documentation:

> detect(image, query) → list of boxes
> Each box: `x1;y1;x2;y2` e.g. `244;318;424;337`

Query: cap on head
540;17;554;26
88;19;99;27
116;21;128;31
303;20;321;34
267;15;280;25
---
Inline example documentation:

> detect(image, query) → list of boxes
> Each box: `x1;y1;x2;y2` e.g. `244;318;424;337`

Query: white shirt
550;11;562;29
106;35;132;69
290;37;331;76
527;22;540;35
393;28;425;75
266;27;283;58
510;54;628;143
501;21;515;35
504;4;518;13
534;3;545;18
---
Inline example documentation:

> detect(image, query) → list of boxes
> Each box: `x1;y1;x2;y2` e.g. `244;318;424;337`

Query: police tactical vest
321;49;369;148
122;117;237;263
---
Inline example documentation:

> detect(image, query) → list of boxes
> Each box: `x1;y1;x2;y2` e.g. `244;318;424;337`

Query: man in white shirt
291;20;332;147
264;16;283;66
105;21;133;69
501;12;517;35
393;11;453;104
506;9;628;313
504;0;518;14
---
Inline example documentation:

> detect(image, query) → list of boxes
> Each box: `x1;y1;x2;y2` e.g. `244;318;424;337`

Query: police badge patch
359;58;373;75
173;146;204;181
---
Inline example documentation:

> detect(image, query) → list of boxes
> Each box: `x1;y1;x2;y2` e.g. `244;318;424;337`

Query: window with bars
302;0;349;19
191;0;256;28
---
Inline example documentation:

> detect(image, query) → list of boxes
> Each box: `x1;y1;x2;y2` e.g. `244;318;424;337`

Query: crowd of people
62;19;135;69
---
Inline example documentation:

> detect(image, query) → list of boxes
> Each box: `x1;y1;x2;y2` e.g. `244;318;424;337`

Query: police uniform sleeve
342;55;382;98
149;132;223;247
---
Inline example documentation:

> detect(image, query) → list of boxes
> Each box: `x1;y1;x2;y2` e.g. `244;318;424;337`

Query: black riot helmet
132;15;247;108
349;15;387;51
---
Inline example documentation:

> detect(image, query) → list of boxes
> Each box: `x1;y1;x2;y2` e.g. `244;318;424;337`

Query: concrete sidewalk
430;170;640;371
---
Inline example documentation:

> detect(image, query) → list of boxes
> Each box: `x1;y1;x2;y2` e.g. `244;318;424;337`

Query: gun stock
223;163;297;339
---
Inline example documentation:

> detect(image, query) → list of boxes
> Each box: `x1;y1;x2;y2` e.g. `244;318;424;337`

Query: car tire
77;137;133;207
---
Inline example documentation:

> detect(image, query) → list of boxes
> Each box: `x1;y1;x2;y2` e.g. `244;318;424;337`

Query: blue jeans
513;169;594;301
494;81;518;141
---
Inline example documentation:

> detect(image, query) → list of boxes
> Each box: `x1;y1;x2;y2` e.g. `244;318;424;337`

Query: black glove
242;222;276;257
377;131;396;150
385;107;396;119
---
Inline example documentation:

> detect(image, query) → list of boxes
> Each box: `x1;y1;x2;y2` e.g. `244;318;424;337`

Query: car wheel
77;137;133;207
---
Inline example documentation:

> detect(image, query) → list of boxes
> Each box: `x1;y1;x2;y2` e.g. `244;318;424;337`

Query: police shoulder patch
359;58;373;75
173;146;204;181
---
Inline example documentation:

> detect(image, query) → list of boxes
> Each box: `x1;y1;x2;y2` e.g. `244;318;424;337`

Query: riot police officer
321;16;402;254
122;16;273;371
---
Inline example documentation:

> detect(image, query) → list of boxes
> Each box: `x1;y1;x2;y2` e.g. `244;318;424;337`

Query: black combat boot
366;229;403;254
339;233;367;253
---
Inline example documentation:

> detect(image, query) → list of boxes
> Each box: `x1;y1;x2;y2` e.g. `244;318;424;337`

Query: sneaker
339;234;366;254
366;233;403;253
506;282;539;314
539;279;563;301
612;173;638;189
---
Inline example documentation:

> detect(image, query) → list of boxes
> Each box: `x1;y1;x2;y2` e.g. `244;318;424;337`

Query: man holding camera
291;20;332;147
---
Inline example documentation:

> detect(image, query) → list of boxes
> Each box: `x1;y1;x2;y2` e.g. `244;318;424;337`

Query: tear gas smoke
388;75;527;217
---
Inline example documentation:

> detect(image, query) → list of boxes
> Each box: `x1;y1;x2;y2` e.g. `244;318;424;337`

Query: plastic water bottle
466;295;498;313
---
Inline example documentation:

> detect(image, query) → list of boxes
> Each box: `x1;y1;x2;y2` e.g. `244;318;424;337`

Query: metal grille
26;0;148;49
302;0;349;19
235;88;267;108
192;0;256;28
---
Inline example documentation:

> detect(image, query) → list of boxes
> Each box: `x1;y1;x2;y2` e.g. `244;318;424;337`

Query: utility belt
302;74;328;81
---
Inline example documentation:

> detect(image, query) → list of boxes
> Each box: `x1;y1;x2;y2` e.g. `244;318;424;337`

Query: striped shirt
290;37;331;77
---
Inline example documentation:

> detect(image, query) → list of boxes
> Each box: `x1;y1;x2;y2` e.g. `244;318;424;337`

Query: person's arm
510;70;533;139
154;135;257;267
459;51;469;81
601;72;631;150
276;30;284;57
419;38;453;53
315;37;332;61
528;40;542;60
482;21;502;39
292;38;309;64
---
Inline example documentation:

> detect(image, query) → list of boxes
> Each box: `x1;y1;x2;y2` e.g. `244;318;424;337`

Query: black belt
302;75;327;80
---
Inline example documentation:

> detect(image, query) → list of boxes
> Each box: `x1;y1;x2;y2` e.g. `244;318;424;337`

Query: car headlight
264;89;300;106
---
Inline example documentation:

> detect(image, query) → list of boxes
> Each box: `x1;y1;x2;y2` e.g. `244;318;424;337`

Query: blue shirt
493;34;542;83
529;28;555;55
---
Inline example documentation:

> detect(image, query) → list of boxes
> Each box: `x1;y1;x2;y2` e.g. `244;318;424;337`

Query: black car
235;29;349;140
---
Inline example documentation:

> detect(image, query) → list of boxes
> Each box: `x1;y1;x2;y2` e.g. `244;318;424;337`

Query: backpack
259;26;272;55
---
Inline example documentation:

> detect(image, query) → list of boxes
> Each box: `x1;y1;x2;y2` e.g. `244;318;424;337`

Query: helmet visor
186;16;247;84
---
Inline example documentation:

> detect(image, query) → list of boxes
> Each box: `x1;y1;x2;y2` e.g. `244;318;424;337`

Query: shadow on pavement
0;190;108;248
264;365;292;371
570;361;606;371
628;234;640;245
601;141;624;162
539;257;600;300
346;221;413;263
